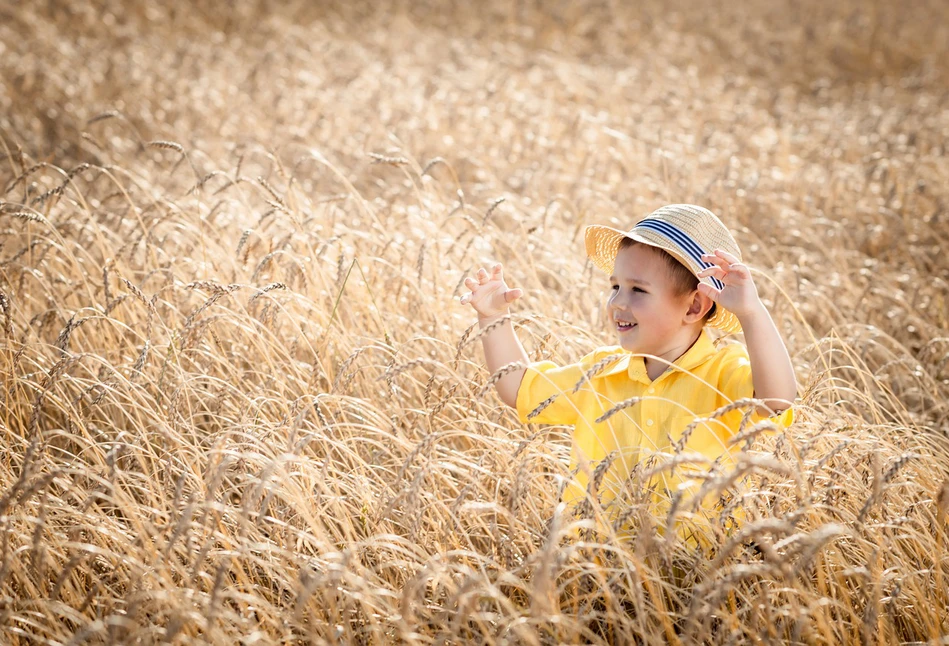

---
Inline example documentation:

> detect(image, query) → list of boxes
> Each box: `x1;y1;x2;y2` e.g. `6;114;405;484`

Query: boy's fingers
492;263;503;276
503;288;522;303
476;268;488;282
699;261;751;283
727;262;751;279
697;283;720;301
715;249;741;265
698;266;726;279
460;292;472;305
700;253;729;269
715;263;750;284
464;277;479;290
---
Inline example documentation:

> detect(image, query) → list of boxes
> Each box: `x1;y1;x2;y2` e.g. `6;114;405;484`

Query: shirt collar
596;329;717;384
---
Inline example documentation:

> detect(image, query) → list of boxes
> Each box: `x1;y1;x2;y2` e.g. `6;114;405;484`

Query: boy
460;204;796;529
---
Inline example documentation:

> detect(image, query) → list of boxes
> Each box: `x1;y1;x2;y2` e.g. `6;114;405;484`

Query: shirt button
646;387;655;394
646;419;654;427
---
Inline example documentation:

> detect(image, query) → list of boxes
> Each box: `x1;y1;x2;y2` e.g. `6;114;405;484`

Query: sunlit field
2;1;948;643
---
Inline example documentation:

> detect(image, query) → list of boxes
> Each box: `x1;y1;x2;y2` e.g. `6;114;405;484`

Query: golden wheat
0;0;947;643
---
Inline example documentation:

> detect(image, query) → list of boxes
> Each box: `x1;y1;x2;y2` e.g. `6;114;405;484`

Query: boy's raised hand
460;263;523;320
696;250;762;319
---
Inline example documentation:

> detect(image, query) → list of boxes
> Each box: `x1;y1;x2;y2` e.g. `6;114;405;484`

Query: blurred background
5;0;948;337
4;0;948;398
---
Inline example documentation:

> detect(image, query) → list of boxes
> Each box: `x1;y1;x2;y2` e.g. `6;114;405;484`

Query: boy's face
608;244;699;355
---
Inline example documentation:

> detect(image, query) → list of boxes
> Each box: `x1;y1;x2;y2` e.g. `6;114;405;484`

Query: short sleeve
720;348;794;429
515;360;584;426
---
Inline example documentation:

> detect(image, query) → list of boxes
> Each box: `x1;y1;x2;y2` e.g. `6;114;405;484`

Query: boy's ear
684;290;715;323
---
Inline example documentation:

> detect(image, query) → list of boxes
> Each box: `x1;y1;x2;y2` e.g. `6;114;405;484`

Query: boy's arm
460;263;527;409
735;303;797;413
476;313;529;408
698;250;797;414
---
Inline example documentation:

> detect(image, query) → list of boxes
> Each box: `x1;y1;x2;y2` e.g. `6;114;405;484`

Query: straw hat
584;204;743;334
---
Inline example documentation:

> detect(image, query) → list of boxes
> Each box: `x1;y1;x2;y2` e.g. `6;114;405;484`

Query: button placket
643;378;660;430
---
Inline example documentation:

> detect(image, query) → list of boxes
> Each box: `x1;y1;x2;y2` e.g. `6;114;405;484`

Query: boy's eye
610;285;646;293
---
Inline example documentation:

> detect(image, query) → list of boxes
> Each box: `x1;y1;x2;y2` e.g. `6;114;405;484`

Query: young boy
460;204;796;529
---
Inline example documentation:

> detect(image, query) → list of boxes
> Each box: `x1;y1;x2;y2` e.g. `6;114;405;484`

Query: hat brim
584;224;743;335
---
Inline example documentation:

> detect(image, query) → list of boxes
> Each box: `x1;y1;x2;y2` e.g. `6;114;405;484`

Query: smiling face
608;242;710;361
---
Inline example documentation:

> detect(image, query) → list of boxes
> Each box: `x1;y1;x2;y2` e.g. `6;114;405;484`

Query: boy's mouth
615;321;636;332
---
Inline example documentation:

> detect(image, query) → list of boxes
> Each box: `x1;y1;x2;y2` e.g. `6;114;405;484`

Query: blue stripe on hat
633;218;725;290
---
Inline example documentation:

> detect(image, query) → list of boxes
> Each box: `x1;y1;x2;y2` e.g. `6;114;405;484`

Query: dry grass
1;0;948;643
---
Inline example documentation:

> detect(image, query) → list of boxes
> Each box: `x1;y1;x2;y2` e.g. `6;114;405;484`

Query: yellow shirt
515;329;793;528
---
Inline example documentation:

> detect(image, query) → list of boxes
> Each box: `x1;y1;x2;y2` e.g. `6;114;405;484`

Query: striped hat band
633;218;725;290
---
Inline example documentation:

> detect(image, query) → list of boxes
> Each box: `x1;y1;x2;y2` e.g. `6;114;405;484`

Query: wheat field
1;1;948;643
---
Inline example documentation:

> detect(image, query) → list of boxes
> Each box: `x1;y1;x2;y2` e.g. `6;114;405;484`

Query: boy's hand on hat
459;263;523;320
697;250;761;318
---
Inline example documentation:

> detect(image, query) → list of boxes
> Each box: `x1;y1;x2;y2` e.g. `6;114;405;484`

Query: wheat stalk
368;152;409;166
3;5;948;642
148;140;185;153
595;396;644;424
570;353;625;393
477;361;525;397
